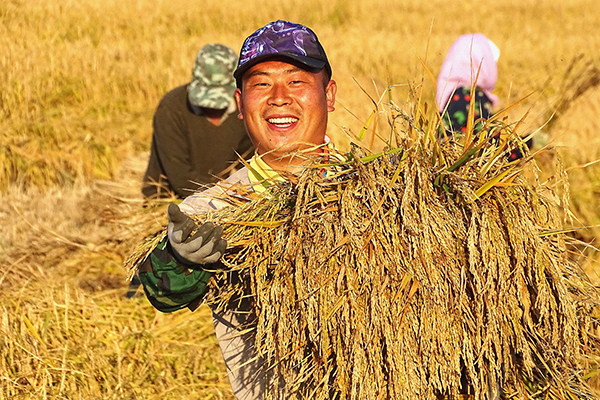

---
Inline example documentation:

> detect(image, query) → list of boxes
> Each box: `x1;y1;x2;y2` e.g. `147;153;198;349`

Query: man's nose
267;83;292;106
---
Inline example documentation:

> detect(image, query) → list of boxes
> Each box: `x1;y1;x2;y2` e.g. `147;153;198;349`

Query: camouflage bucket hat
188;44;238;109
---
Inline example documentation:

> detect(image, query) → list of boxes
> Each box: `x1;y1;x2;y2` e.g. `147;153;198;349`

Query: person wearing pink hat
436;33;501;136
436;33;530;160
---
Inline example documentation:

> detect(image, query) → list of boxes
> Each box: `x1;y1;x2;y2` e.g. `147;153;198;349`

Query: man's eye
247;79;269;87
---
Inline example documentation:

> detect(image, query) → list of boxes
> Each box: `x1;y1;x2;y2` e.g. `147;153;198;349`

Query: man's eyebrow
282;67;304;75
245;70;269;79
245;66;305;79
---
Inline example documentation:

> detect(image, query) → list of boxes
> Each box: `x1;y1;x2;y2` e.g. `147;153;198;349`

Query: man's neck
189;104;228;126
202;108;227;125
259;154;309;174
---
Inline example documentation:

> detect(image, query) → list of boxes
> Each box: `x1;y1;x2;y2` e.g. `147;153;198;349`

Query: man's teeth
268;117;298;125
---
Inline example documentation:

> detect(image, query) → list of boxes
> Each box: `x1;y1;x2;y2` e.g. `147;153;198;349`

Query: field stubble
2;0;600;398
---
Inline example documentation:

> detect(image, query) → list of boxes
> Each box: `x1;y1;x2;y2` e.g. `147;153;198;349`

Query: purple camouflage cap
233;20;332;85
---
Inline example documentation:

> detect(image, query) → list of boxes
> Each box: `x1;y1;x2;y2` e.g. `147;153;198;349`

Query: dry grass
0;158;235;399
3;0;600;398
1;285;230;399
535;62;600;276
3;0;600;186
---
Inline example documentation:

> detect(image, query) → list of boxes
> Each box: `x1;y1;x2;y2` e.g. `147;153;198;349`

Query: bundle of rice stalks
125;91;600;400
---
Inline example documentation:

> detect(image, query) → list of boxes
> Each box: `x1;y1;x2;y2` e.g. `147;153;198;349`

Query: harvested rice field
2;0;600;399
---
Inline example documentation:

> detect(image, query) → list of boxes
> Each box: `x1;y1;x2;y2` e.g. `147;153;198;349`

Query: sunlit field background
2;0;600;398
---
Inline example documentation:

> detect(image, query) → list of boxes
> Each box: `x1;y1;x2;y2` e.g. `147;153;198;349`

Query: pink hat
436;33;500;113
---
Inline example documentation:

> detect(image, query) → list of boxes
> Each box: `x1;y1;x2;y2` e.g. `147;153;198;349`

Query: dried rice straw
124;96;600;400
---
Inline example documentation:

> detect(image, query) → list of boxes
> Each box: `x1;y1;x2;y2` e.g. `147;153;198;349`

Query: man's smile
267;116;299;129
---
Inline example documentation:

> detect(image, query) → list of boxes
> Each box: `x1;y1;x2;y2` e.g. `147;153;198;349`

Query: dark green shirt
142;84;253;199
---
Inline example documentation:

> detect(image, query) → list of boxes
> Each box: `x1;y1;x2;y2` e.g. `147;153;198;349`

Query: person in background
436;33;501;136
137;20;337;399
436;33;530;160
141;43;254;200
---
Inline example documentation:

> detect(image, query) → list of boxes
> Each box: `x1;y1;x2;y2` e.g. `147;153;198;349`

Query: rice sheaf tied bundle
126;103;600;400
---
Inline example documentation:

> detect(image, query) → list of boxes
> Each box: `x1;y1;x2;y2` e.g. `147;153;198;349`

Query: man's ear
234;88;244;119
325;80;337;112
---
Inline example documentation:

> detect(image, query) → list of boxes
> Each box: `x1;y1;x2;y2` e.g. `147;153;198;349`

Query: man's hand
167;203;227;265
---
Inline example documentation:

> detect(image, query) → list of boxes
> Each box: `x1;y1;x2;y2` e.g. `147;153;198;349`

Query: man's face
235;61;336;166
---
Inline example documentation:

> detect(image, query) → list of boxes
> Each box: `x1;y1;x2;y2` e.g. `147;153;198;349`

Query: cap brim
233;52;327;81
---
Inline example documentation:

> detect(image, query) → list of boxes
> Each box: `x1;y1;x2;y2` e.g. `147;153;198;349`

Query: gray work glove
167;203;227;265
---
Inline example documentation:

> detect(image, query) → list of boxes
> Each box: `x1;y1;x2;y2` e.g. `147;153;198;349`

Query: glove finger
187;221;219;244
202;238;228;264
202;252;222;264
175;234;205;255
179;218;198;242
169;217;197;243
168;203;197;242
214;237;227;255
174;222;222;257
186;226;225;263
167;203;186;224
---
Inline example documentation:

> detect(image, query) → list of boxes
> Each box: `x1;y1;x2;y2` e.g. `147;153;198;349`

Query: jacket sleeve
138;236;212;313
152;100;199;199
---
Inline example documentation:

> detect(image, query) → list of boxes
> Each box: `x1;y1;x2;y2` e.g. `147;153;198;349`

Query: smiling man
137;20;336;399
233;21;336;172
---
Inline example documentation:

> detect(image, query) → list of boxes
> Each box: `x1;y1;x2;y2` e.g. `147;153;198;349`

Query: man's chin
269;142;323;157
